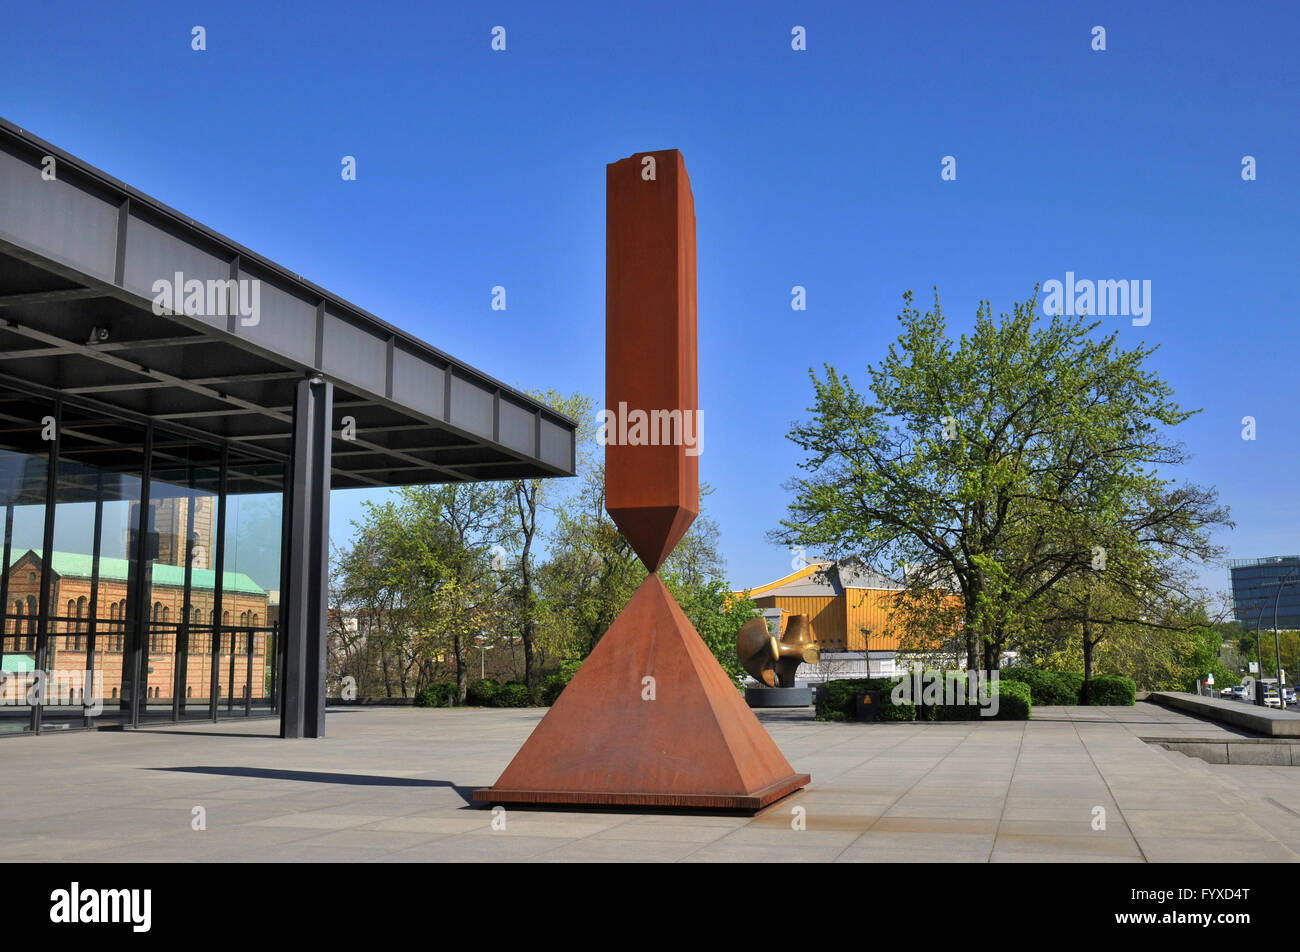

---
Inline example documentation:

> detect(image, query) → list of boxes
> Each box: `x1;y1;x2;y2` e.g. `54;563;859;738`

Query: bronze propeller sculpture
737;614;820;688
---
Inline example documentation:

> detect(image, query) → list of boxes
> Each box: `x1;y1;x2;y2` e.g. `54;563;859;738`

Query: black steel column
281;377;332;739
124;424;154;729
209;445;228;721
0;502;12;667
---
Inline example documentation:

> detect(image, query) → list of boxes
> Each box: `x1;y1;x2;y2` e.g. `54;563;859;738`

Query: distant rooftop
6;549;265;596
1229;556;1300;569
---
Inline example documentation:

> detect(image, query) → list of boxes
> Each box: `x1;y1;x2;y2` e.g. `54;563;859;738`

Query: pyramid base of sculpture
473;773;809;811
472;574;810;813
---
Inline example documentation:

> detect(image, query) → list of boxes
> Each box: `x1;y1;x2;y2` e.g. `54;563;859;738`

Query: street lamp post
1253;603;1268;707
1272;568;1299;709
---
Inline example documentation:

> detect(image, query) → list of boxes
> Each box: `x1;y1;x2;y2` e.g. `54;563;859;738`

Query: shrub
540;674;567;706
495;682;533;708
816;678;908;721
1000;668;1083;706
1082;674;1136;706
989;678;1032;720
924;674;1030;720
465;678;499;706
414;683;456;708
931;701;978;721
877;701;917;721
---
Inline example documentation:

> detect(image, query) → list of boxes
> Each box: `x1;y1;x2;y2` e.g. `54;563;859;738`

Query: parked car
1231;685;1248;700
1284;687;1296;705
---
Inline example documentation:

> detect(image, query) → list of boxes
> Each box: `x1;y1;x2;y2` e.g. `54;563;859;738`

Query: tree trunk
982;636;1000;674
454;633;467;704
1081;591;1093;703
517;484;539;690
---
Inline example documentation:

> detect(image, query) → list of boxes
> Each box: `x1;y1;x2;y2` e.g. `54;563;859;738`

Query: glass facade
1230;556;1300;631
0;384;285;734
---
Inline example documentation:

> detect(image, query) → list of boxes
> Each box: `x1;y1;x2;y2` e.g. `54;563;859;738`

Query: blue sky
3;0;1297;602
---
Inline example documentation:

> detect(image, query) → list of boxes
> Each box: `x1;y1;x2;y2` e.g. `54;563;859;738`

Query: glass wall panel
44;403;149;729
0;386;52;734
0;386;289;735
136;429;222;722
220;455;284;717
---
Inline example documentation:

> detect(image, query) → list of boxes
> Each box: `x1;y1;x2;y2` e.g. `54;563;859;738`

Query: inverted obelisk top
605;150;699;572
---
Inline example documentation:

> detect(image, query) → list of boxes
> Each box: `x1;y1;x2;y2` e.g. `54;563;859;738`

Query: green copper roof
8;550;265;596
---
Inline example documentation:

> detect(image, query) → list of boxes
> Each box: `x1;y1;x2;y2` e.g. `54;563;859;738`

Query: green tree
496;390;594;690
775;288;1229;671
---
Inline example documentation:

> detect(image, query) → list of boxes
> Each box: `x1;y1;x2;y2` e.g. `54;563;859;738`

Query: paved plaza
3;702;1299;862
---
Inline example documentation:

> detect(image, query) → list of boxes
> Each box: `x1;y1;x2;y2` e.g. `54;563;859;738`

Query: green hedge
1000;668;1136;706
466;678;499;706
928;677;1031;721
495;682;533;708
414;683;456;707
450;667;589;708
990;679;1033;719
818;678;902;720
999;668;1084;706
1082;674;1136;706
879;701;917;721
819;674;1032;722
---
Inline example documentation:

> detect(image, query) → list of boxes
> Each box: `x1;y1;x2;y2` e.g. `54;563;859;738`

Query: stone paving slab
1;701;1298;862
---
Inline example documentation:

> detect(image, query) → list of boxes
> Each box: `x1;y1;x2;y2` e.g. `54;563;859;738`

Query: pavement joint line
824;725;975;863
1265;797;1300;820
987;716;1029;862
1070;716;1150;862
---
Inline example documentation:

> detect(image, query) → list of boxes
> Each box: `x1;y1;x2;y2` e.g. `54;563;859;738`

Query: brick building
3;547;269;704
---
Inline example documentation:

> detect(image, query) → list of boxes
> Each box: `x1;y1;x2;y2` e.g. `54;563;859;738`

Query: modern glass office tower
0;118;575;737
1229;556;1300;631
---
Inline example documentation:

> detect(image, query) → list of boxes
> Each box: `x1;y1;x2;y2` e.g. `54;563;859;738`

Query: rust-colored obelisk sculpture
473;150;809;810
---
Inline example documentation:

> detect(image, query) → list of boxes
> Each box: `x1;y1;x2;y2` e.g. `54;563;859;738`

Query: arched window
74;596;87;648
111;687;118;699
186;686;192;698
222;610;230;625
240;611;249;627
251;613;259;629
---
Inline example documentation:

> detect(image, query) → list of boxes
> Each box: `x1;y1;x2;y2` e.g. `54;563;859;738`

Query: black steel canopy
0;117;577;490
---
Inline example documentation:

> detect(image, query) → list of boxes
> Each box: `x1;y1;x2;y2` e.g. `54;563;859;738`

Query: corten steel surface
475;150;809;812
473;575;809;809
603;149;698;573
737;614;821;688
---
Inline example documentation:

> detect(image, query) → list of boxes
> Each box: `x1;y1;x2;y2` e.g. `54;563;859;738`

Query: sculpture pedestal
745;686;813;709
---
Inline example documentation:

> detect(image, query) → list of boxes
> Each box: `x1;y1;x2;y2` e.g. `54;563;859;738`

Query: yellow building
743;560;907;653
